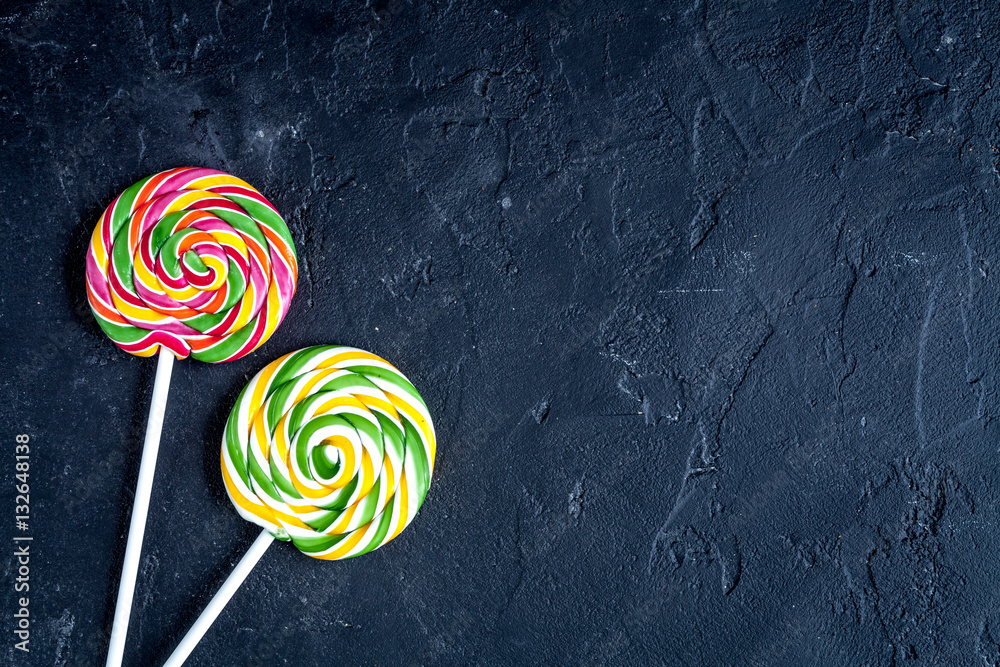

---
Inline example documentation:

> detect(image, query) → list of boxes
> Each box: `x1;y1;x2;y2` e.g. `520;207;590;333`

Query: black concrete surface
2;1;1000;665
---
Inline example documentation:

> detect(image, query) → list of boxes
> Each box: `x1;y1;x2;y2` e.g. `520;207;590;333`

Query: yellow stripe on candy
85;167;297;362
387;392;436;463
221;451;276;526
219;346;436;562
387;472;410;543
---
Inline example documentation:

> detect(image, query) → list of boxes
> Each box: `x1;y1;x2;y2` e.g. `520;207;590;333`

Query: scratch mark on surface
52;609;75;667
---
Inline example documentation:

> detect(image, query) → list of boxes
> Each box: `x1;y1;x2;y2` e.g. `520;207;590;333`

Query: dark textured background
2;1;999;665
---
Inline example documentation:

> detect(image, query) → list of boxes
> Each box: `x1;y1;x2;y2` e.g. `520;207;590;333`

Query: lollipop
163;346;436;666
86;167;297;667
86;166;297;362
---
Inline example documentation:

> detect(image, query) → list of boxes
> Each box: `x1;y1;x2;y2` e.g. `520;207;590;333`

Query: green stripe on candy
149;212;187;256
248;447;283;504
189;317;256;363
181;250;207;275
111;223;137;292
107;176;151;238
375;412;405;458
350;501;395;558
271;347;333;386
285;393;386;463
227;196;297;261
212;209;269;253
343;365;427;409
224;390;252;485
402;419;432;503
94;317;154;344
291;414;354;482
311;444;340;480
223;346;435;560
158;228;200;276
268;455;300;501
316;476;358;513
182;267;246;333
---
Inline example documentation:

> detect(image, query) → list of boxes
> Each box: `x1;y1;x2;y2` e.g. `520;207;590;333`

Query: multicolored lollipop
164;346;436;666
88;167;297;667
86;166;297;362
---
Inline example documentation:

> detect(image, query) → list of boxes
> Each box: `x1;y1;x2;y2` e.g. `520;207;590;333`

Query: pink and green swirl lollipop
86;167;298;667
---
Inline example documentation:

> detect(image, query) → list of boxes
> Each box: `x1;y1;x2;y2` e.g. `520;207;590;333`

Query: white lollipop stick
106;349;174;667
163;530;275;667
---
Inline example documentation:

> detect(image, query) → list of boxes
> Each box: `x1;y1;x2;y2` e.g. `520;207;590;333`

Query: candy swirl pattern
86;167;297;362
221;346;436;559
